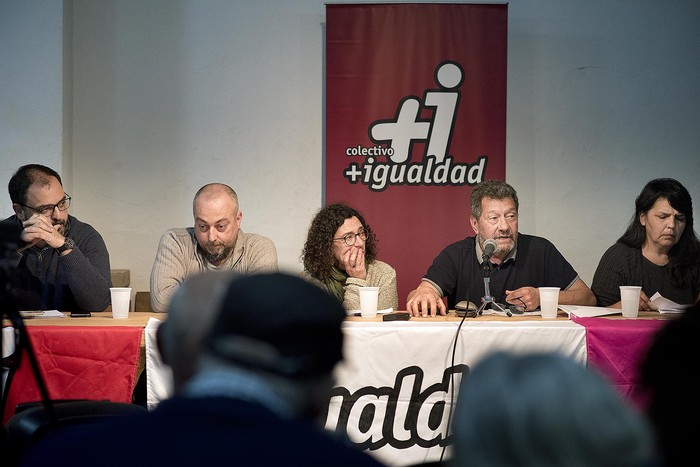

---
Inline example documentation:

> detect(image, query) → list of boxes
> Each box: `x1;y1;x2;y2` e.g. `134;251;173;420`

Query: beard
478;233;515;256
199;242;235;265
53;219;66;236
494;236;515;253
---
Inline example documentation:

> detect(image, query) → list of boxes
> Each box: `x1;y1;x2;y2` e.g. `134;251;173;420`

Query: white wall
0;0;64;192
2;0;699;303
507;0;700;287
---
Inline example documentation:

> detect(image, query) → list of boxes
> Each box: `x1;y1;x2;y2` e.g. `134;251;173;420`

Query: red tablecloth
3;325;142;425
571;316;667;408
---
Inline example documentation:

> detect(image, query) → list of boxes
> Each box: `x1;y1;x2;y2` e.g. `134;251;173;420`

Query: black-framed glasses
20;194;71;216
333;228;367;246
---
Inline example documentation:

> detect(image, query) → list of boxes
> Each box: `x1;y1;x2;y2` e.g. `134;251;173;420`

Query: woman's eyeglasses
333;228;367;246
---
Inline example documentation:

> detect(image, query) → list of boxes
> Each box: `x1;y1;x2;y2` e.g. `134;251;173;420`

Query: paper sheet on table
649;292;691;314
558;305;621;318
19;310;66;318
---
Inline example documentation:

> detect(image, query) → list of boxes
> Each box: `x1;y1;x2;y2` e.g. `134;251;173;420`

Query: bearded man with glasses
3;164;112;311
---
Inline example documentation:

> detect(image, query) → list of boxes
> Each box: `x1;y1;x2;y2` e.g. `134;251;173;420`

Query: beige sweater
301;260;398;312
150;228;278;312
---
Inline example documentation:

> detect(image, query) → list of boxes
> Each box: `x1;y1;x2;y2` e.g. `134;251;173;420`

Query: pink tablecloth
571;316;667;408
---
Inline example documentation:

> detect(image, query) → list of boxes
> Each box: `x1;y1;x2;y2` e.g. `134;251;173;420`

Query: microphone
482;239;497;262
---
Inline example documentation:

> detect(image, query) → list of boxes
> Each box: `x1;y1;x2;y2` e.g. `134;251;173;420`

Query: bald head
192;183;243;266
193;183;238;214
159;271;240;392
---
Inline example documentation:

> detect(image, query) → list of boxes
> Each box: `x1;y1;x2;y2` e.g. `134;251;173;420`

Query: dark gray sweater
4;215;112;311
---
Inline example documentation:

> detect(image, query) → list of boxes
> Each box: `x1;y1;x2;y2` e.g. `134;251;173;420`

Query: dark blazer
16;395;386;467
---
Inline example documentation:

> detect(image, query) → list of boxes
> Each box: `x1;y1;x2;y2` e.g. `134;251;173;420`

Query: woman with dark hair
592;178;700;308
301;203;398;312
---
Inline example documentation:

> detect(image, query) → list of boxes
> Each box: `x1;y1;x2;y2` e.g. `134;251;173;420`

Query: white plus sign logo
370;61;463;164
342;61;487;191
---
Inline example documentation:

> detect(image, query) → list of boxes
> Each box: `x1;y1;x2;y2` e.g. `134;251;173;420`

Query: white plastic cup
359;287;379;318
110;287;132;319
619;286;642;318
538;287;560;319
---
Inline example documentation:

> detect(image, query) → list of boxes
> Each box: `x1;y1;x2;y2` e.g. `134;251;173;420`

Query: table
571;315;668;408
144;309;670;466
3;310;672;466
11;312;159;328
329;314;588;465
2;312;160;425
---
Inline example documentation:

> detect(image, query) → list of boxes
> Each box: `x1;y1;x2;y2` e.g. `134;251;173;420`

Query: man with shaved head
150;183;277;312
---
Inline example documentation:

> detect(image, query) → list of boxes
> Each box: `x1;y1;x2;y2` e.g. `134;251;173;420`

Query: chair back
6;399;147;463
135;291;152;311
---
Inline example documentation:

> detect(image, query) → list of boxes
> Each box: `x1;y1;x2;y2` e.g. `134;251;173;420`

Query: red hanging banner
326;3;508;307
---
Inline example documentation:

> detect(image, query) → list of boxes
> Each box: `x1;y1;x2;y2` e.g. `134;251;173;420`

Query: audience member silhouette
17;272;385;467
639;302;700;466
450;351;656;467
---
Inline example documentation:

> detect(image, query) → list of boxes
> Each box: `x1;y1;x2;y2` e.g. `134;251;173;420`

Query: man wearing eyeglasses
149;183;278;312
3;164;112;312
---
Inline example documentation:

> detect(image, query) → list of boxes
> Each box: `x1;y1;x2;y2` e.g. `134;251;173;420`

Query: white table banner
146;318;586;466
326;320;587;466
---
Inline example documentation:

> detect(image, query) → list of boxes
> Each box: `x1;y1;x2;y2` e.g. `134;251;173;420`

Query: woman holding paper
301;203;398;312
592;178;700;310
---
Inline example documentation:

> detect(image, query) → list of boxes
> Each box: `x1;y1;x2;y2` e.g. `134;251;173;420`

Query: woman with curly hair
301;203;398;312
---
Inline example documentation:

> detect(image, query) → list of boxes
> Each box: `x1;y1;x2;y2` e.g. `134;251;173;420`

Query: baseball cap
206;272;346;378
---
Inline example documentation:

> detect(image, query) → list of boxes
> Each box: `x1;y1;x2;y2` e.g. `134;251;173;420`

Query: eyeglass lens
31;196;71;215
343;229;367;246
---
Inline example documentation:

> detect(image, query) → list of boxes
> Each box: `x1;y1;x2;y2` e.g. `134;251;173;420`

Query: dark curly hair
301;203;378;281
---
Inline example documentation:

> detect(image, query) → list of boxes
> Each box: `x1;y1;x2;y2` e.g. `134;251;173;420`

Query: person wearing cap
150;183;278;312
2;164;112;311
16;272;386;467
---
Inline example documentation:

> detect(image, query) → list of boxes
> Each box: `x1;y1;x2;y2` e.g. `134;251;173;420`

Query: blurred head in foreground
450;351;655;467
170;271;347;420
17;275;382;467
639;302;700;466
159;270;240;391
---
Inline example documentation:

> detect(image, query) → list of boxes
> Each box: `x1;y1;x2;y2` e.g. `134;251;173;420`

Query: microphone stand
475;255;510;316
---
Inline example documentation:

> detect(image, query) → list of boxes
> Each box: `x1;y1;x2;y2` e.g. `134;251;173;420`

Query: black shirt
424;233;580;309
